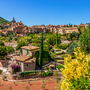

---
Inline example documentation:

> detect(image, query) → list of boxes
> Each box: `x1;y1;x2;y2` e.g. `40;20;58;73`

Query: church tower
12;17;16;23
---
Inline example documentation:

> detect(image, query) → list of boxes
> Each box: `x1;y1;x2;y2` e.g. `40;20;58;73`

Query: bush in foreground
58;47;90;90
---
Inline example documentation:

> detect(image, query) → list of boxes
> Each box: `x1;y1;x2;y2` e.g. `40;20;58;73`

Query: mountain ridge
0;16;11;24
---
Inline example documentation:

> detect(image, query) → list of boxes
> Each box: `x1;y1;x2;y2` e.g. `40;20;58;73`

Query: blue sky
0;0;90;26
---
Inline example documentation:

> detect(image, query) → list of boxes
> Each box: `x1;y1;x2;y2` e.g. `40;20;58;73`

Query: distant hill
0;17;11;24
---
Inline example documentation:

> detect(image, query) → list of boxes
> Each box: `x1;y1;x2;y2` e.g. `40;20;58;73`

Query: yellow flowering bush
59;47;90;90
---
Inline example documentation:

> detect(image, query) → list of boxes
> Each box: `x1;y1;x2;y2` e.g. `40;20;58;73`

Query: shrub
4;39;9;42
32;43;36;46
0;69;3;74
59;44;68;50
56;78;60;83
56;65;64;71
59;47;90;90
51;49;54;53
14;37;17;41
54;71;58;76
13;82;15;84
41;70;53;76
0;41;4;46
9;86;12;90
28;81;30;85
71;55;76;59
0;37;5;40
42;80;46;89
2;76;6;80
67;42;78;54
10;64;20;73
20;71;37;77
25;85;29;90
50;53;55;61
16;41;28;50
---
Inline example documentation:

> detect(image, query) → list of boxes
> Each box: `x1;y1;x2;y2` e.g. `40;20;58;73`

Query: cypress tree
39;32;43;69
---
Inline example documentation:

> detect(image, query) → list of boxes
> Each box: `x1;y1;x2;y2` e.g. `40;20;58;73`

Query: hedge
56;65;64;70
59;44;68;50
19;71;37;77
0;69;3;74
41;71;53;76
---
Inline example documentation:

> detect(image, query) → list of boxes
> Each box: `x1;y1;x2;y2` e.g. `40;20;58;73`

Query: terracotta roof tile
15;55;32;61
21;46;40;50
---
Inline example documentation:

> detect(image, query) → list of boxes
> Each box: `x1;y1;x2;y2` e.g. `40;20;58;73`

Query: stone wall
0;60;9;67
24;62;35;71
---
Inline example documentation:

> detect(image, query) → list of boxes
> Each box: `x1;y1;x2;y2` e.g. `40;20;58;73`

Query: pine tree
39;32;43;69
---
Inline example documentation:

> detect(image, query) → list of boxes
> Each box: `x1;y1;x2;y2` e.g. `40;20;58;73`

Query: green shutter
20;61;21;65
29;51;31;56
24;50;26;54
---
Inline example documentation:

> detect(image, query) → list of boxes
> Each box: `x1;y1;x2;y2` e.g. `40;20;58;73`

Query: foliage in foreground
59;47;90;90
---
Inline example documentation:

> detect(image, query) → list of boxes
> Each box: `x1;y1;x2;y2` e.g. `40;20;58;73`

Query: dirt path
0;78;59;90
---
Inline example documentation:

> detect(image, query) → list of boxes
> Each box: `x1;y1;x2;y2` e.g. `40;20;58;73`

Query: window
26;64;28;66
27;50;31;56
20;61;21;66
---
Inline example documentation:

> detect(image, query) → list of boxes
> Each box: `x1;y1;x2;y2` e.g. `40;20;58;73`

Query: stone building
10;45;40;72
57;27;79;34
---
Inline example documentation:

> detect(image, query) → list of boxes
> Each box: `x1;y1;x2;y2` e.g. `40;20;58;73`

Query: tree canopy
0;41;4;46
67;42;78;54
16;40;28;50
79;24;90;53
0;46;14;59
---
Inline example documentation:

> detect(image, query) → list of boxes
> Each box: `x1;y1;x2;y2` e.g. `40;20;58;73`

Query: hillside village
0;17;90;90
0;17;89;35
0;17;89;73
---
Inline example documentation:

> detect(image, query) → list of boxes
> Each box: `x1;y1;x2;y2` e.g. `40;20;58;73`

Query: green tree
79;24;90;53
14;37;17;41
0;46;14;59
6;46;14;54
33;33;38;39
0;41;4;46
69;31;78;40
47;35;56;45
67;42;78;54
57;34;61;46
0;46;7;59
0;33;4;36
16;41;28;50
79;26;83;31
39;32;43;69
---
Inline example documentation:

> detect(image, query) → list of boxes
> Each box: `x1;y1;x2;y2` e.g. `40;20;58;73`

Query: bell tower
12;17;16;23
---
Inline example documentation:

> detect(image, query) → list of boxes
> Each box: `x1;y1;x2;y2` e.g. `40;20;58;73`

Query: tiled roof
21;46;40;51
24;58;36;63
15;55;32;61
